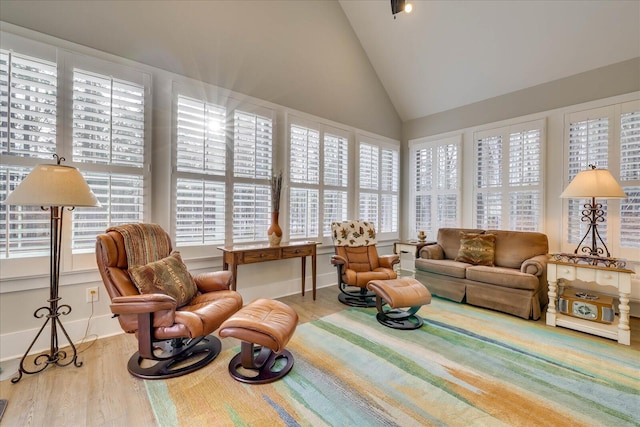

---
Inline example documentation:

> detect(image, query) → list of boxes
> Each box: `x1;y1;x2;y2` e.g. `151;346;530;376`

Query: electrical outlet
86;287;99;303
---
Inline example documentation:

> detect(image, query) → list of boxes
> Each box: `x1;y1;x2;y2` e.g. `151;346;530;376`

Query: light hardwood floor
1;285;638;426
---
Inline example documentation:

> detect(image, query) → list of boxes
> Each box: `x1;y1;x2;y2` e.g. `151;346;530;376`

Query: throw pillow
455;232;496;266
129;251;198;307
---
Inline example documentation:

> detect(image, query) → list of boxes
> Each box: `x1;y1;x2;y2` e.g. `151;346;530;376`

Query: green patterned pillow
129;252;198;307
455;233;496;266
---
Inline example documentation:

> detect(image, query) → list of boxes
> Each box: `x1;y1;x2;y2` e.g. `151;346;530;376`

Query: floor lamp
5;154;100;383
560;164;626;258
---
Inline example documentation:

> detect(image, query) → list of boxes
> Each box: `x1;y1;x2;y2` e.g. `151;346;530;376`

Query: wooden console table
218;241;320;300
546;258;634;345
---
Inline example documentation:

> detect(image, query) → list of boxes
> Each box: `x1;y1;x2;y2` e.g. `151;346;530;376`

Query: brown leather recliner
330;220;399;307
96;224;243;379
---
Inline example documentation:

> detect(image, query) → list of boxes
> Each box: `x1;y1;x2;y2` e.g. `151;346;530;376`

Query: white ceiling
339;0;640;122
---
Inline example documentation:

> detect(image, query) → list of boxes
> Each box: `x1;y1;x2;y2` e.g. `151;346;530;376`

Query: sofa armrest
378;254;400;268
419;244;444;260
520;254;549;276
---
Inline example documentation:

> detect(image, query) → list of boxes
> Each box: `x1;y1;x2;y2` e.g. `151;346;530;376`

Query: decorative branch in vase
268;171;283;246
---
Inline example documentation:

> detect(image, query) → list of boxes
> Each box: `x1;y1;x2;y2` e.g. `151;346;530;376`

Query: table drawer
242;249;281;264
282;246;313;258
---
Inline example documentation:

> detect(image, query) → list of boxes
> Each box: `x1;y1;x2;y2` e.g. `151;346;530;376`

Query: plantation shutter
1;50;58;257
476;135;503;228
71;68;146;251
289;124;319;239
323;132;348;235
619;109;640;248
508;129;541;231
414;146;433;233
232;110;272;242
380;147;398;232
567;116;610;246
175;96;226;245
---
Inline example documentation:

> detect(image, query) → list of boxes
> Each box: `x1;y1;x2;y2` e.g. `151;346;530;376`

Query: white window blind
1;50;58;258
322;132;348;235
290;125;319;185
176;179;225;245
232;109;273;242
409;138;458;241
289;188;319;238
475;121;543;231
176;96;226;175
71;68;146;252
289;123;320;239
174;95;227;246
0;50;57;159
619;109;640;249
358;139;399;234
380;148;398;233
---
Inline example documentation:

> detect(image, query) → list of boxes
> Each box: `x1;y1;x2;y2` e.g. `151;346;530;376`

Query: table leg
301;257;306;297
230;263;238;291
312;253;316;300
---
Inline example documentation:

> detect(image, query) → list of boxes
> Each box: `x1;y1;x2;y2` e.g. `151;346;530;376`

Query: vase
267;211;282;246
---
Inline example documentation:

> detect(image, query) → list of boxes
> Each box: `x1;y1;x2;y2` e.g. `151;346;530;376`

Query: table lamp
560;164;626;258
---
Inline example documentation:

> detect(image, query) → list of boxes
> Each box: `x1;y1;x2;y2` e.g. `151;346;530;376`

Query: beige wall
0;0;401;139
403;58;640;140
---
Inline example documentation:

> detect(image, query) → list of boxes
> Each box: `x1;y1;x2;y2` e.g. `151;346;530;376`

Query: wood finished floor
1;284;638;426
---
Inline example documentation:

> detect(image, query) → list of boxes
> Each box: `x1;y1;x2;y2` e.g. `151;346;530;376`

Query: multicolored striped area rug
145;298;639;426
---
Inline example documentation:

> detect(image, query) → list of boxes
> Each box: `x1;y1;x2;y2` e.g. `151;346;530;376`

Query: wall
0;0;401;140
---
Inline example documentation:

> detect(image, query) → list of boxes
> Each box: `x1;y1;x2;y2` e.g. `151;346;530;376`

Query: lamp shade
560;168;627;199
5;164;101;207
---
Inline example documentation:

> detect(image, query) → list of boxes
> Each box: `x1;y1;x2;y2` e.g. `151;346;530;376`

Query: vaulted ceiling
339;0;640;122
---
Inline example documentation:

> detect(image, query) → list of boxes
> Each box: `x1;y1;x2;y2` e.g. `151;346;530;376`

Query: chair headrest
331;220;377;247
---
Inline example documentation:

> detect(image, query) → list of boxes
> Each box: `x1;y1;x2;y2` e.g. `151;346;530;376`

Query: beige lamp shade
560;167;626;199
5;164;101;207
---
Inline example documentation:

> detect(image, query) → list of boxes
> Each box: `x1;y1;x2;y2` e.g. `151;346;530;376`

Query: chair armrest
419;244;444;260
378;254;399;268
193;270;233;292
110;294;177;315
331;255;348;267
520;254;549;276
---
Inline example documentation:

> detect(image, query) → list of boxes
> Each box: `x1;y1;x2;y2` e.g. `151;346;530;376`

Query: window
71;68;147;252
232;109;273;243
358;137;399;235
288;118;350;241
174;95;226;246
0;38;150;275
619;107;640;250
1;49;58;258
289;124;319;239
474;120;544;231
410;135;461;238
564;102;640;256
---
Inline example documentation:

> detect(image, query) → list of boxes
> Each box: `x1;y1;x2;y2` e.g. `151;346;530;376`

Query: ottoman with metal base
219;298;298;384
366;278;432;330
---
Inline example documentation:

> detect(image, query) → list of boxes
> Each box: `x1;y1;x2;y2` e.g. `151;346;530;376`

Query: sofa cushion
129;251;198;307
486;229;548;269
415;258;469;279
466;265;539;291
437;228;485;260
455;232;496;266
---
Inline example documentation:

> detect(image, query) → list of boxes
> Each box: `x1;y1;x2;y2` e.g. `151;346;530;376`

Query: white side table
394;241;435;272
546;257;634;345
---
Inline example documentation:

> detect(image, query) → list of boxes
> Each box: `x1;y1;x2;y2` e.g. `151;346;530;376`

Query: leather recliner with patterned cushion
95;223;243;379
330;220;399;307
